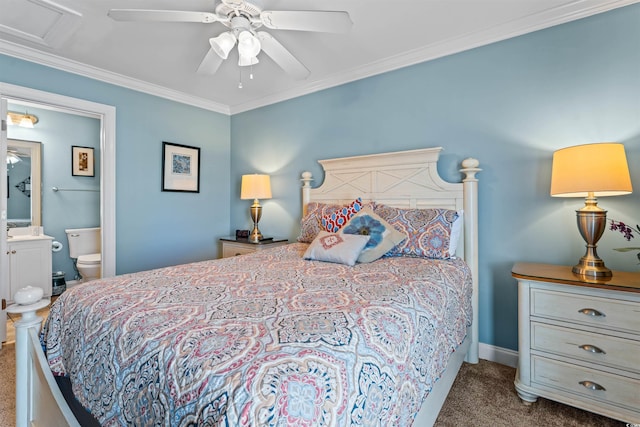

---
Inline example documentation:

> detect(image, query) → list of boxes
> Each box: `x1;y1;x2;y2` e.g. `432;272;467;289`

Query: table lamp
241;174;272;243
550;142;633;278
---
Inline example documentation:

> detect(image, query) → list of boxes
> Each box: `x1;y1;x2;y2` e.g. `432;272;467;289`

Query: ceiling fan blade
197;48;224;74
260;11;352;33
257;32;310;80
108;9;220;24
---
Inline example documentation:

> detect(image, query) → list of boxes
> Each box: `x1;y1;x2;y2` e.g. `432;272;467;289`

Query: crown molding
0;40;231;115
229;0;637;114
1;0;635;116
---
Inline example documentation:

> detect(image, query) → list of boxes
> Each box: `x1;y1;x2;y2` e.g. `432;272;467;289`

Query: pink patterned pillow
374;204;459;259
321;198;363;233
298;202;345;243
298;200;373;243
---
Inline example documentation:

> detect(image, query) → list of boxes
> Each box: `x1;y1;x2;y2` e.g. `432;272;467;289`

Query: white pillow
303;231;370;266
449;210;463;257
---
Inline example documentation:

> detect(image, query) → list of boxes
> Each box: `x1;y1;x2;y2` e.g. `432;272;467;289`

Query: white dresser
512;263;640;424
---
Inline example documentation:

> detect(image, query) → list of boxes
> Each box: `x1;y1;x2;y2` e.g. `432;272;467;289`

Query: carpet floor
0;338;626;426
434;359;625;427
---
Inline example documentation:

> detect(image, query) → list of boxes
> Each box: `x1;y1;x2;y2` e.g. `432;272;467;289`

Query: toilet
65;227;101;282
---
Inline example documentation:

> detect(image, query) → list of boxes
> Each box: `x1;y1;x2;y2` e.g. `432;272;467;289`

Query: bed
11;147;480;426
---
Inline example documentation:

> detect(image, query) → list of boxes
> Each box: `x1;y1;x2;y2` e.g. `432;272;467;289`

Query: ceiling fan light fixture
237;30;261;58
6;152;21;165
238;54;259;67
210;32;237;59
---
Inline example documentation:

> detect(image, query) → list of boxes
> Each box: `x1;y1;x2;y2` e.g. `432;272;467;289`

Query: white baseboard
479;343;518;368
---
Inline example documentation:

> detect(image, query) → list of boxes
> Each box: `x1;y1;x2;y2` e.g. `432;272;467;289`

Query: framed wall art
71;146;95;177
162;141;200;193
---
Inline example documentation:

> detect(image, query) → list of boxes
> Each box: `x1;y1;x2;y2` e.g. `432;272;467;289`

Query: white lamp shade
241;174;272;200
550;142;633;197
237;31;261;58
238;54;259;66
210;32;236;59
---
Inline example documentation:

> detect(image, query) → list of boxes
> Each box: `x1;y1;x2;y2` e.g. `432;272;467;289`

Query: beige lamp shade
550;143;633;197
241;174;272;200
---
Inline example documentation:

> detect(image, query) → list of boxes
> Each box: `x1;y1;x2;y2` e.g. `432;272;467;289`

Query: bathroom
6;103;101;287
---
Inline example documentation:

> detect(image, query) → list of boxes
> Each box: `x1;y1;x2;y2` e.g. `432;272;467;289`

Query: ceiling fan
108;0;352;81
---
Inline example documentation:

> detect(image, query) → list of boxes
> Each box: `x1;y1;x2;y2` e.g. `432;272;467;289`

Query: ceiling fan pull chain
238;67;243;89
250;63;254;80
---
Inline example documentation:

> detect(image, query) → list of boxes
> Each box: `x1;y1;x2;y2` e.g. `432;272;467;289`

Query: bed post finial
460;158;481;181
460;157;481;364
301;171;313;187
301;171;314;217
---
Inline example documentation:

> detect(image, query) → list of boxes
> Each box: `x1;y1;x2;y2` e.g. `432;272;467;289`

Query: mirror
6;139;42;228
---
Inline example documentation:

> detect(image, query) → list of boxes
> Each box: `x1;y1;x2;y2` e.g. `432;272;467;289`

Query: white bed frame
302;147;480;426
11;147;479;427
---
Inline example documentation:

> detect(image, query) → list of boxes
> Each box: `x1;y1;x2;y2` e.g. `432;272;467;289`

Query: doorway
0;82;116;347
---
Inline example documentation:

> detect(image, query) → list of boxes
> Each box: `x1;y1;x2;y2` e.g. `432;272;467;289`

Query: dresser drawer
222;244;256;257
532;356;640;411
531;323;640;373
531;289;640;333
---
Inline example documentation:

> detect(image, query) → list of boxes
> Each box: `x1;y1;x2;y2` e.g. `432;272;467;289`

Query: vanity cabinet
7;236;52;302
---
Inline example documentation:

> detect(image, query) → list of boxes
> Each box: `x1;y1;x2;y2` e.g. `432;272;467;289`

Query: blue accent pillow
341;208;407;263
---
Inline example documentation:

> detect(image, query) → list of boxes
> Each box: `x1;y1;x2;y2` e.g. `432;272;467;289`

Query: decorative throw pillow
341;208;407;263
298;202;343;243
298;200;374;243
303;231;370;266
321;198;363;233
374;204;459;259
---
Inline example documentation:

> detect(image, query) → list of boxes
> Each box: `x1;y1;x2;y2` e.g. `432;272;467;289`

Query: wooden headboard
300;147;481;363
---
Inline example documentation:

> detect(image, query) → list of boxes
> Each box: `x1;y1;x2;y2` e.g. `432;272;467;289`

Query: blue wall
1;55;232;275
8;107;101;281
230;5;640;351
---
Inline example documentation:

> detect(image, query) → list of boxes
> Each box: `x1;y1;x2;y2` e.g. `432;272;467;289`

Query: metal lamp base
573;198;612;278
248;200;263;243
572;257;612;278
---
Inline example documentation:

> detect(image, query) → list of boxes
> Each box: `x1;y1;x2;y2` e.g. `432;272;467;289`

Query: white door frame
0;84;116;308
1;96;7;346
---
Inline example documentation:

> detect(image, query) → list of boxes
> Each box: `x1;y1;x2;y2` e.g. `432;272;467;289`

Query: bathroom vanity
7;233;53;303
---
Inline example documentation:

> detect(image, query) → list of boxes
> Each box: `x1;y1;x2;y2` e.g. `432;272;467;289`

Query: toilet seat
78;253;101;265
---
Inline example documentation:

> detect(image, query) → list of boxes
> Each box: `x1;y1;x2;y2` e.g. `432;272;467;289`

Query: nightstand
512;263;640;424
219;237;288;258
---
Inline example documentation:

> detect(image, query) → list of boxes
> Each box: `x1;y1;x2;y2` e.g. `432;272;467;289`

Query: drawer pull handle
578;308;605;317
579;380;606;391
578;344;606;354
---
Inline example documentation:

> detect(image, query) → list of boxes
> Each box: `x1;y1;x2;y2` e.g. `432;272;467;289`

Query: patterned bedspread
42;243;472;426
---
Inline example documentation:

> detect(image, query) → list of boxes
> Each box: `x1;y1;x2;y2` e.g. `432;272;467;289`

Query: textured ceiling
0;0;635;114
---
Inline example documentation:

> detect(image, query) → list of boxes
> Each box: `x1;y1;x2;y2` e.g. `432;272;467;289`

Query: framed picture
71;146;95;177
162;141;200;193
